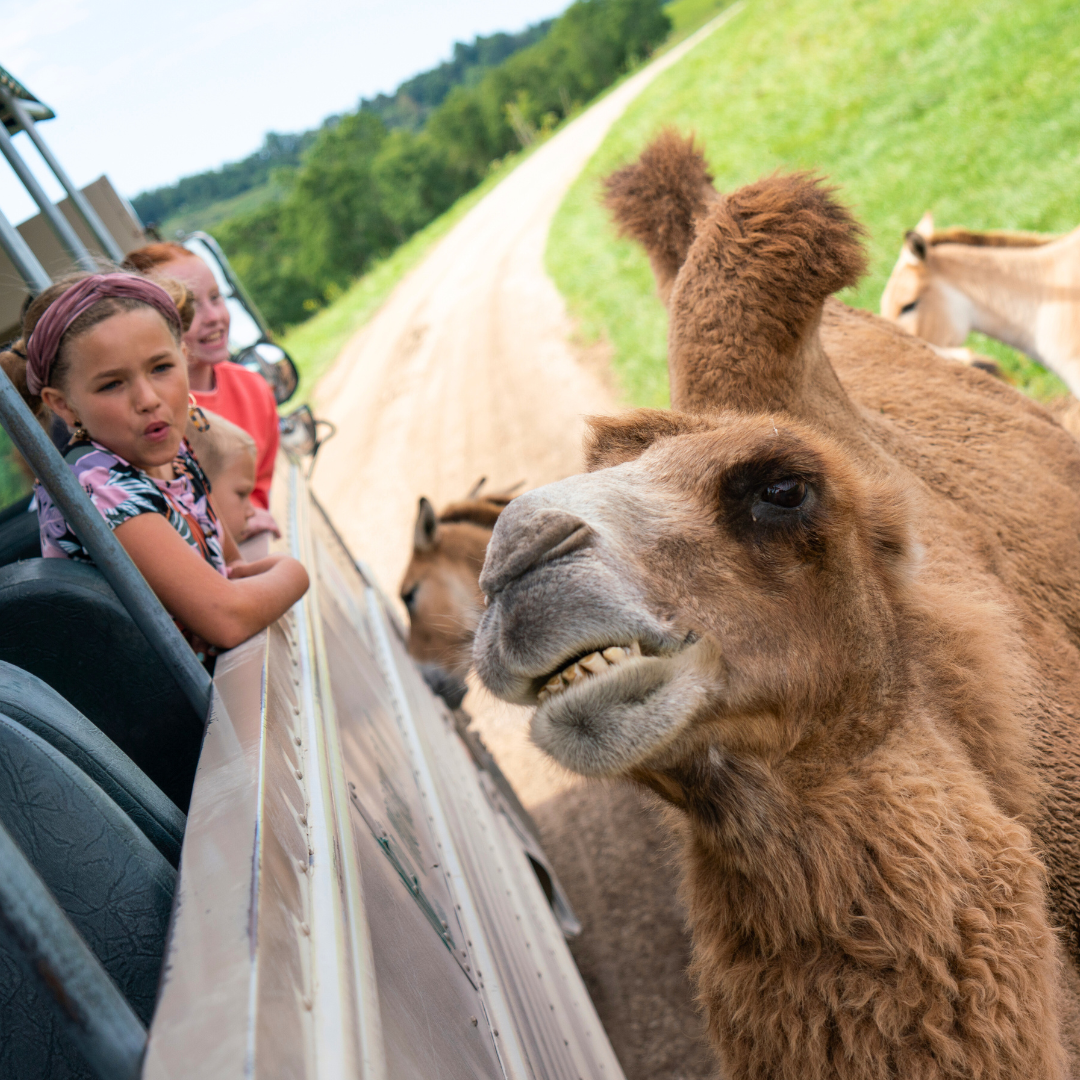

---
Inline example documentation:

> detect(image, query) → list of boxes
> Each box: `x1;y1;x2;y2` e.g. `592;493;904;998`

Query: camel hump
668;173;867;414
703;172;867;322
603;128;718;301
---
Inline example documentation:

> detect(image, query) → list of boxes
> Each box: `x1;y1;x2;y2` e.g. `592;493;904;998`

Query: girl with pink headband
0;272;308;665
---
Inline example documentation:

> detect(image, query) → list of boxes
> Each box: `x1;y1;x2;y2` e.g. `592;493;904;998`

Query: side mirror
234;342;299;406
279;404;337;466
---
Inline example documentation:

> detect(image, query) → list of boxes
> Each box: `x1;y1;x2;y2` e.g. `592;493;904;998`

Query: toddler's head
1;272;194;473
185;410;257;541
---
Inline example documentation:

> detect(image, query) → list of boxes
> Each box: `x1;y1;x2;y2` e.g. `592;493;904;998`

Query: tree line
215;0;671;330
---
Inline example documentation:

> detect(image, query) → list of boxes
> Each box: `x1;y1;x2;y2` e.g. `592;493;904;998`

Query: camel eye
760;479;806;508
899;299;919;315
401;585;419;612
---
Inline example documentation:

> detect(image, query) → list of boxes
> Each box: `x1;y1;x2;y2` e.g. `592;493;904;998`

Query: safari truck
0;65;624;1080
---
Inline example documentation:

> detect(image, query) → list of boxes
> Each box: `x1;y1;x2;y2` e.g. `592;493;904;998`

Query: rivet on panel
300;922;310;936
470;1016;478;1027
298;859;308;874
302;995;313;1011
295;769;303;780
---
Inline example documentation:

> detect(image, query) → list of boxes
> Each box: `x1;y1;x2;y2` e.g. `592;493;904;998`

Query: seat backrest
0;712;175;1079
0;494;39;568
0;559;204;810
0;661;185;866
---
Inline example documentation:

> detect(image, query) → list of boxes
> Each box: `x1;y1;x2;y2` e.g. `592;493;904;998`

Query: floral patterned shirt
36;438;226;574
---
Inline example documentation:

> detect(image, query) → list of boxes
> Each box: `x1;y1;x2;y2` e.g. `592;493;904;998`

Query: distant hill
130;20;553;231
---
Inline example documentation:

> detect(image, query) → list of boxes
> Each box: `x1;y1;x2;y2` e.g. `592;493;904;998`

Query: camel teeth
580;652;609;675
543;674;564;694
563;662;585;683
602;647;627;665
629;641;642;657
537;688;548;703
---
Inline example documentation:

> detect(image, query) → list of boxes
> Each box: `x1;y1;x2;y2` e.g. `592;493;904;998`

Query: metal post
0;369;213;721
0;817;146;1080
0;203;51;295
0;118;97;273
0;87;126;265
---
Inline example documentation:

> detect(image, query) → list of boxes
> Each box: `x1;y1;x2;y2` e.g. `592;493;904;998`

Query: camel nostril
480;508;593;596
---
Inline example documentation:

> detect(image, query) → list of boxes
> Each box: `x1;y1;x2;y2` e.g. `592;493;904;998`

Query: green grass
547;0;1080;407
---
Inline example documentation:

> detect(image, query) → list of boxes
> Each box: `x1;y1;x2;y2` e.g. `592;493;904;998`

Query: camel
399;488;716;1079
472;130;1080;1078
879;211;1080;396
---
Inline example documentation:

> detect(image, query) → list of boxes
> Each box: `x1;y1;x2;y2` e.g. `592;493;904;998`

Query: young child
0;272;308;660
185;409;261;544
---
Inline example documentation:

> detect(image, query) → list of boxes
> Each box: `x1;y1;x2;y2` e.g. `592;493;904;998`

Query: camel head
400;486;514;680
605;131;866;419
473;409;916;787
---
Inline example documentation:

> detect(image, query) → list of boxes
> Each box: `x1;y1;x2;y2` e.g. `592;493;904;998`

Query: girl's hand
227;553;289;579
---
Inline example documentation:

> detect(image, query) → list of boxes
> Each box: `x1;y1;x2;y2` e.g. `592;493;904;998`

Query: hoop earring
188;393;210;433
72;419;89;442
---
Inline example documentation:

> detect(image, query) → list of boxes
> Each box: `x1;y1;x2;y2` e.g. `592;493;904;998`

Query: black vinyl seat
0;711;175;1080
0;559;204;810
0;661;185;866
0;493;38;567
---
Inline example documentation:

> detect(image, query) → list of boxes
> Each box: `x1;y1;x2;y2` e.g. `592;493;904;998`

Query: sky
0;0;569;224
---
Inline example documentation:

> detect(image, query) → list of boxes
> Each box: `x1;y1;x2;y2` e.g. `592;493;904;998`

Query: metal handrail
0;115;97;273
0;370;213;721
0;202;50;294
0;815;146;1080
0;86;125;265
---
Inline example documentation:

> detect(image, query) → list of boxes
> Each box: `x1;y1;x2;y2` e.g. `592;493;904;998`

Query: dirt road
310;17;738;1078
312;9;739;613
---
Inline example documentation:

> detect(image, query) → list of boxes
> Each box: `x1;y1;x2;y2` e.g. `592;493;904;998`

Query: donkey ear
414;497;439;552
905;230;928;261
584;409;713;471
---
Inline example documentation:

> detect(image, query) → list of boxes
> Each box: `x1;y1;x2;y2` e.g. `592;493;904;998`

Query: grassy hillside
547;0;1080;407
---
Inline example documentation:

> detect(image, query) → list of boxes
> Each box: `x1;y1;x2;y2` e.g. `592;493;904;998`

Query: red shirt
192;362;279;509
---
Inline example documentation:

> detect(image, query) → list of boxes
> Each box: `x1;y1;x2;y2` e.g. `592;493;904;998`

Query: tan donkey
473;132;1080;1079
880;211;1080;396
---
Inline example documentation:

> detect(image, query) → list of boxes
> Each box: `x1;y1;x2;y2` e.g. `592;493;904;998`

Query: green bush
215;0;671;331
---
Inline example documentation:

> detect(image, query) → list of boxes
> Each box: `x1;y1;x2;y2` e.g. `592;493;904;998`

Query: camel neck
673;720;1063;1078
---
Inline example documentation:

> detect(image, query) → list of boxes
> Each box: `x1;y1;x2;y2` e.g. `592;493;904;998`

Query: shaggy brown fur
474;132;1080;1077
603;127;719;305
605;132;1080;963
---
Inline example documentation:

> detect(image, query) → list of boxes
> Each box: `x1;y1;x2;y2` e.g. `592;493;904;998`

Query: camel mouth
535;641;645;702
531;631;698;706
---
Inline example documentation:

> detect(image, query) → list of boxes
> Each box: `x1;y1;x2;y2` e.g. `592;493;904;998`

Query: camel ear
603;128;719;304
914;210;934;239
414;497;439;552
584;409;713;471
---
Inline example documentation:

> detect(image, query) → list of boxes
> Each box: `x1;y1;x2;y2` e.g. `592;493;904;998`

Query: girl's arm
115;512;309;649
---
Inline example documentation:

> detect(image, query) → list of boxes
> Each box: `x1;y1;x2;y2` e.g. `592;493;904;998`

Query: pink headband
25;273;183;396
